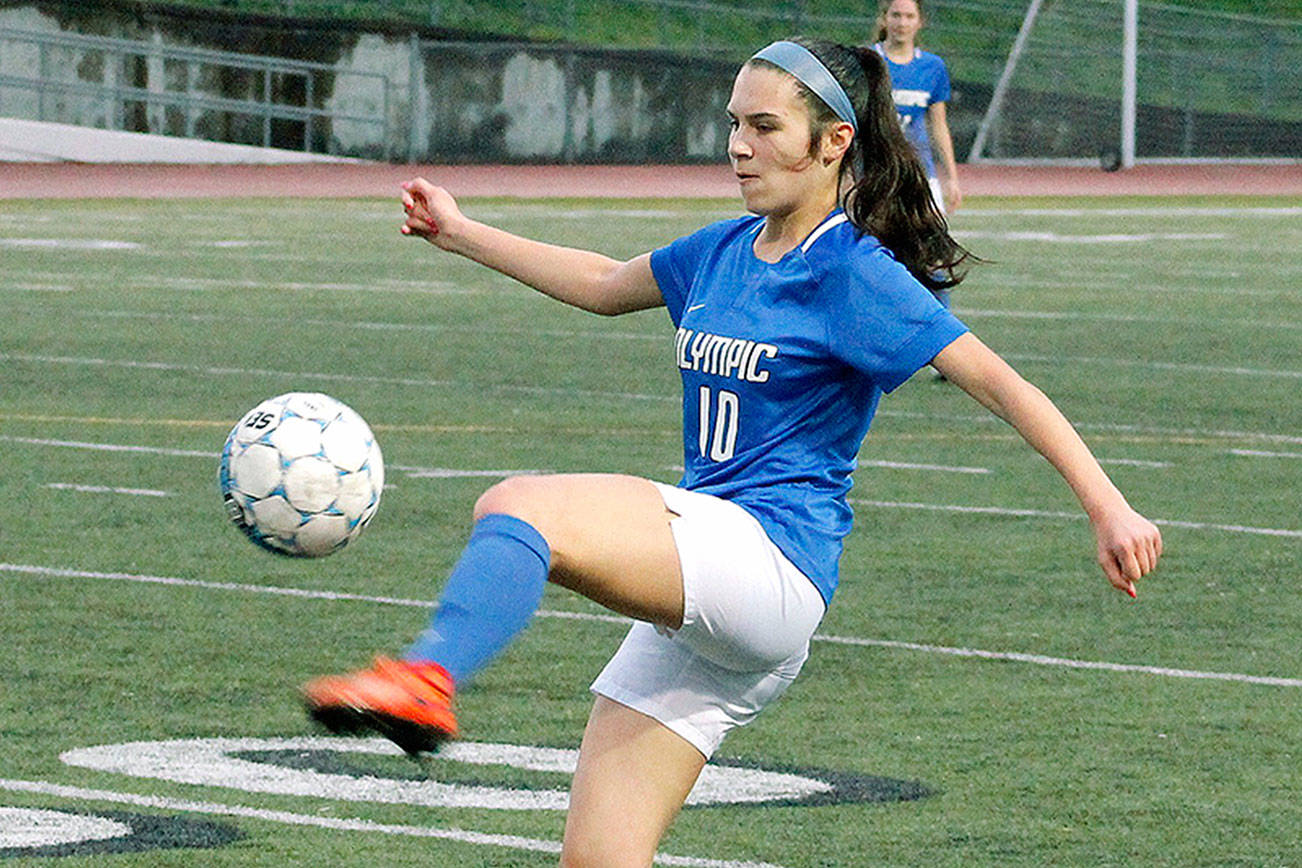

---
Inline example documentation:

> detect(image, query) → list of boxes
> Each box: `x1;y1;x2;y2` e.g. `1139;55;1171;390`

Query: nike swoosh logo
686;303;706;313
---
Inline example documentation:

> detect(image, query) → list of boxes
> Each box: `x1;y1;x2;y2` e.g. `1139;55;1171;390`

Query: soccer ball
219;392;384;557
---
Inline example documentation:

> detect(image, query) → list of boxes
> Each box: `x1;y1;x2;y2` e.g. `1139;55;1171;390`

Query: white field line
1005;353;1302;380
45;483;172;497
0;779;780;868
967;276;1294;299
958;207;1302;218
4;403;1300;451
41;306;1302;345
0;434;214;458
4;283;75;294
393;466;545;479
3;435;1297;536
1231;449;1302;460
863;459;990;474
0;238;142;250
0;354;670;403
0;437;537;479
1097;458;1173;469
64;309;666;343
958;307;1302;332
3;563;1299;689
877;409;1302;447
954;231;1227;244
811;636;1302;688
849;499;1302;539
124;275;474;295
1072;420;1302;447
9;352;1302;426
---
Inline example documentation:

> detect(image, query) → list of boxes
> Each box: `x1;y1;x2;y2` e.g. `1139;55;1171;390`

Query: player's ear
820;121;855;166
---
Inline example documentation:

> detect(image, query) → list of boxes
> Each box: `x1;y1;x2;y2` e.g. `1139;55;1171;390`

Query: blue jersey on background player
873;43;951;178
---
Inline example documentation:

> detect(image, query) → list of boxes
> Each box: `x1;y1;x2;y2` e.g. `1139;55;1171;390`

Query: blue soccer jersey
874;45;951;177
650;211;968;604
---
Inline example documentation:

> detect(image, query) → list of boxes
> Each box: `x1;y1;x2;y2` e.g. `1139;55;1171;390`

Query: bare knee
472;475;550;523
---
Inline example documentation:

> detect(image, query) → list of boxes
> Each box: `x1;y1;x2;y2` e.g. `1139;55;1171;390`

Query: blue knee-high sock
403;514;550;685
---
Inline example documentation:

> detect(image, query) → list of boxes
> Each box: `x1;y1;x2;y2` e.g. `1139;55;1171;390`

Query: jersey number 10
698;386;740;462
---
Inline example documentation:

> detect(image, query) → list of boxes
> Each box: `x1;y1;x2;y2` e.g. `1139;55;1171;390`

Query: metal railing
0;26;391;155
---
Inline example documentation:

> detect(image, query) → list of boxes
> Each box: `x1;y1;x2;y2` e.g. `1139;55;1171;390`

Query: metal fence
2;1;1296;162
0;25;391;155
966;0;1301;161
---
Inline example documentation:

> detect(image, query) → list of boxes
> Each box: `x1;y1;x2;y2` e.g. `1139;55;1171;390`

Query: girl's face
726;64;839;217
883;0;923;44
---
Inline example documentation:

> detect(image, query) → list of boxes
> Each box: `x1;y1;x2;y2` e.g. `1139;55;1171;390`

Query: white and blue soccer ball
219;392;384;557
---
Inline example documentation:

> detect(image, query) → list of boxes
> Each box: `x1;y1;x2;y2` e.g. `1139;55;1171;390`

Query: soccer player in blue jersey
304;37;1162;865
874;0;962;215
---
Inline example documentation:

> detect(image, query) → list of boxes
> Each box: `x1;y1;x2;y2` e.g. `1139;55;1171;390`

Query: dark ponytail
767;38;973;291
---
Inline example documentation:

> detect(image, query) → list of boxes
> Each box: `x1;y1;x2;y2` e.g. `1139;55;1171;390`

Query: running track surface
3;161;1300;199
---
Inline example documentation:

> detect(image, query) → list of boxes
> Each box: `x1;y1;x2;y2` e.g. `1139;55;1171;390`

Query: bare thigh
561;695;707;868
473;473;684;628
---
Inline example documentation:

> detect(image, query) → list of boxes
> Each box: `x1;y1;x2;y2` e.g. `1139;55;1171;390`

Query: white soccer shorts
590;482;826;757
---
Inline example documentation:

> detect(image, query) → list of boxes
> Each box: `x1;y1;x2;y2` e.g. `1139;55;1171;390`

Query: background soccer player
873;0;963;216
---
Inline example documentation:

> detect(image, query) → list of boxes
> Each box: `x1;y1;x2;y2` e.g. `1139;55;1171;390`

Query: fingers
399;178;439;240
1098;520;1163;599
1099;551;1137;598
401;214;437;240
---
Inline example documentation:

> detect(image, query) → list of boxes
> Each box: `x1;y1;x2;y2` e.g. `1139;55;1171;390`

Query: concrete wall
0;0;737;163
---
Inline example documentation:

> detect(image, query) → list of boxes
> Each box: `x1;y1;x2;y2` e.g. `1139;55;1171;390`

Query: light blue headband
751;40;858;134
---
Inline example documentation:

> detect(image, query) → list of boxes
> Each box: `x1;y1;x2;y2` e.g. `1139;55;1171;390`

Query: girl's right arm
400;177;663;316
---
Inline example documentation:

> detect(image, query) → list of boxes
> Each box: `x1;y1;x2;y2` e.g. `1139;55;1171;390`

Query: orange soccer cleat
302;656;458;755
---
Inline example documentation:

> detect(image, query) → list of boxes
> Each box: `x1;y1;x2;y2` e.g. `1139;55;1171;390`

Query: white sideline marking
959;207;1302;218
2;435;1295;537
3;283;75;292
813;636;1302;688
69;309;665;343
126;275;473;295
394;466;544;479
3;563;1299;688
1005;352;1302;380
0;434;212;458
0;436;539;478
1232;449;1302;460
955;230;1226;244
958;307;1302;332
0;238;141;250
46;483;172;497
0;779;781;868
0;354;670;403
862;459;990;475
1076;421;1302;447
1098;458;1172;469
9;349;1302;417
850;499;1302;539
878;409;1302;447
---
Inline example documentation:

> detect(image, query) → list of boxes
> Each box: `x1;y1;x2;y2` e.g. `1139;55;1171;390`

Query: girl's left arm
931;333;1163;597
926;102;962;212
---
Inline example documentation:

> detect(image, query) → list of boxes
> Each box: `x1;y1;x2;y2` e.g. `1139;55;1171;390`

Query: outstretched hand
400;177;464;249
1092;506;1162;598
